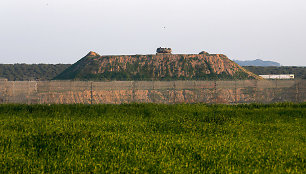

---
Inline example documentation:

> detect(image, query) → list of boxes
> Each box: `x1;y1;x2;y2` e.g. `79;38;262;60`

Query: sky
0;0;305;66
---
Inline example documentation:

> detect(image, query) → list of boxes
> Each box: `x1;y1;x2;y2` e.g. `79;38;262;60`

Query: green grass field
0;103;305;173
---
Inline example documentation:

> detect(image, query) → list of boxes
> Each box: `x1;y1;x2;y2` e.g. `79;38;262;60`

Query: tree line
0;64;70;81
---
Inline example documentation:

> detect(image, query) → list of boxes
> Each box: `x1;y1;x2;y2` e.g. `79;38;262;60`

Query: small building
259;74;295;79
156;47;172;54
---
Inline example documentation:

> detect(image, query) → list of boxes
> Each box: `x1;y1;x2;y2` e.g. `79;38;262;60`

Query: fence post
12;81;15;103
151;80;156;103
4;81;8;104
214;80;217;104
234;80;237;104
27;82;30;104
173;81;176;104
90;81;93;104
295;80;299;103
275;79;278;102
1;81;7;104
37;81;41;104
132;81;135;103
193;81;196;103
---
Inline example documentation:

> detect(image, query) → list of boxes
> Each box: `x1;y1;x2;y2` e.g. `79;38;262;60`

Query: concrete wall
0;80;305;104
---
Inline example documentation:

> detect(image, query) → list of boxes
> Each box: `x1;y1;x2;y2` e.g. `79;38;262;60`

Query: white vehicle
259;74;295;79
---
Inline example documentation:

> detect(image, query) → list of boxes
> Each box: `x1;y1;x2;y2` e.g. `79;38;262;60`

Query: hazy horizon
0;0;305;66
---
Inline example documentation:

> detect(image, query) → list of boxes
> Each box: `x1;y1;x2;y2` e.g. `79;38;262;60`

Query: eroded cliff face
55;52;260;80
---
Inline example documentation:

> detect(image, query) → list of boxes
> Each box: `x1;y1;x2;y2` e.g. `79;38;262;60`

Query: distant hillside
243;66;306;79
0;64;70;81
54;51;260;81
234;59;281;66
0;63;305;81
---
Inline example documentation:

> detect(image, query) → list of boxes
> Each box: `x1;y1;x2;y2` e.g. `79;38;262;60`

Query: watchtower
156;47;172;54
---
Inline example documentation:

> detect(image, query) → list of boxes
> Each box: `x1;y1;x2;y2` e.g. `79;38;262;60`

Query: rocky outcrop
55;51;260;81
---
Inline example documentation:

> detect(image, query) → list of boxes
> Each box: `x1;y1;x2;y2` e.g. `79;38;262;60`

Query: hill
0;64;70;81
54;51;260;81
234;59;281;66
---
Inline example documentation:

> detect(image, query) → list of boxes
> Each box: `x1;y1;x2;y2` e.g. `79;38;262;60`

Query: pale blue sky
0;0;305;66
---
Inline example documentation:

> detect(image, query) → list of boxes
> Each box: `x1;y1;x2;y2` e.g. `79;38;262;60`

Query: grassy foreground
0;103;305;173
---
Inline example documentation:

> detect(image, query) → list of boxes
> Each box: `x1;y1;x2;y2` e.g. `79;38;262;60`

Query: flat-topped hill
54;51;260;81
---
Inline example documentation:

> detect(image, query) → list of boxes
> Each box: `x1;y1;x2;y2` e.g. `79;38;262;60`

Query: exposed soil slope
55;52;260;81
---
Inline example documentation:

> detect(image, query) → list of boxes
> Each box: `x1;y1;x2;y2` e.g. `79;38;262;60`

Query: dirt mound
55;51;260;81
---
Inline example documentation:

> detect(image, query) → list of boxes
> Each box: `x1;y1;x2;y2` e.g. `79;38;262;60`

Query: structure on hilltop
156;47;172;54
